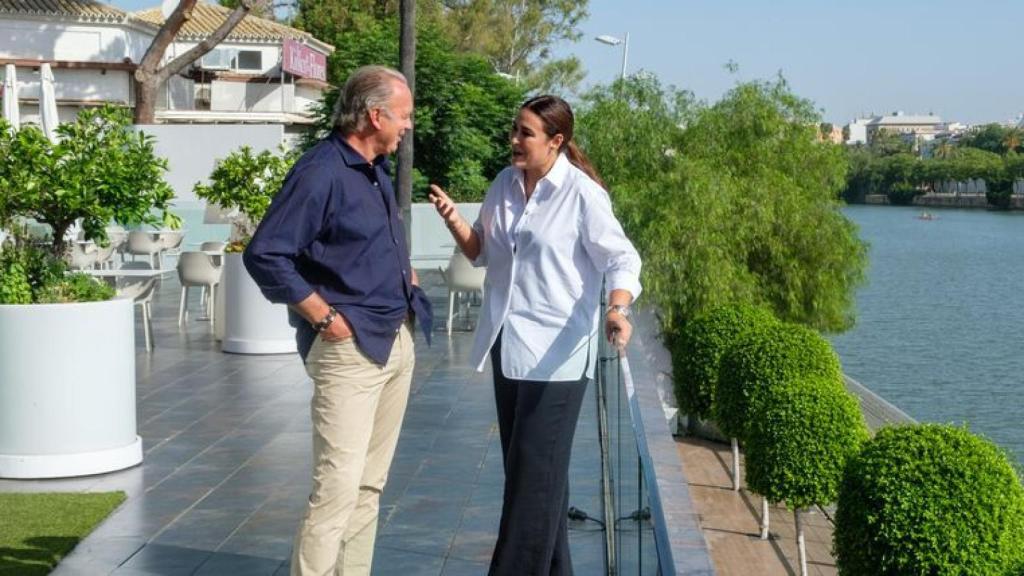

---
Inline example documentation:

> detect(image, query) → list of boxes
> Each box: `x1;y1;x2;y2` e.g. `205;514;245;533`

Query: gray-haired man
244;65;432;575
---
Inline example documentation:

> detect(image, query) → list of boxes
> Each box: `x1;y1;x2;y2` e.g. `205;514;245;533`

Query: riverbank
862;192;1024;209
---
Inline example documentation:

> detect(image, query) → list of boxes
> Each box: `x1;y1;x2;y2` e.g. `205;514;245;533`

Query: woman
429;94;641;575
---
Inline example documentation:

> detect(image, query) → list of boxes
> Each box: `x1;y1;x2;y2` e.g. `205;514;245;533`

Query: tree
193;145;299;245
1002;127;1023;154
440;0;589;92
745;375;868;575
302;17;526;201
960;123;1016;155
868;129;912;157
134;0;270;123
0;106;178;257
577;75;867;335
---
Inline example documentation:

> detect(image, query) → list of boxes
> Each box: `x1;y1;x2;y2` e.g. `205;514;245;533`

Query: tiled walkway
0;270;606;575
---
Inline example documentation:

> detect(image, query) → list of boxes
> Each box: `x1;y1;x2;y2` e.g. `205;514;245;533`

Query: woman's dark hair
521;95;606;189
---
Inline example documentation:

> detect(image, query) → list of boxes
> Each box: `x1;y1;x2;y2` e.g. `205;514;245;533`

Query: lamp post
595;33;629;81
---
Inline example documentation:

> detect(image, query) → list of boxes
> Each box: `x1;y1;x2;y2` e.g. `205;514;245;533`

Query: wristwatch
606;304;632;319
312;307;338;332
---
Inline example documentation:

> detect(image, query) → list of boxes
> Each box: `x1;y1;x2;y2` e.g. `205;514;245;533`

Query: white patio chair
158;230;185;268
439;250;486;336
93;241;117;270
177;251;222;328
106;226;128;264
199;240;227;253
127;230;163;269
117;261;158;352
67;241;98;270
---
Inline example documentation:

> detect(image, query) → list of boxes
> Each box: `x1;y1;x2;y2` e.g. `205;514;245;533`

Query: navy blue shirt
243;131;432;365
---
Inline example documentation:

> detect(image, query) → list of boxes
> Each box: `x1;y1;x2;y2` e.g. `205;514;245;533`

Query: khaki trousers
291;323;415;576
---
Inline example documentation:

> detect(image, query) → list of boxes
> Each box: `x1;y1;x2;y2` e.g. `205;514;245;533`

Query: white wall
211;80;295;112
0;18;136;61
13;67;131;103
137;124;284;203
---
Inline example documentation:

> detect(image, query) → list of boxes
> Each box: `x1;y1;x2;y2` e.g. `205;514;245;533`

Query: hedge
834;424;1024;576
671;304;777;421
744;374;869;510
714;321;842;441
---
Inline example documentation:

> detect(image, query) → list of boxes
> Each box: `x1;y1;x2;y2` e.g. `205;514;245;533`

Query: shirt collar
330;130;392;172
513;152;571;190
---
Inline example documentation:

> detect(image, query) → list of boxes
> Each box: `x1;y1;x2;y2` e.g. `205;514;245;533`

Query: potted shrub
834;424;1024;576
194;145;299;354
670;304;777;489
715;321;842;539
744;374;868;575
0;108;176;479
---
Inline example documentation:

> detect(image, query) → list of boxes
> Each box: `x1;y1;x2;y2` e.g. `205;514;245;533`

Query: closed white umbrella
2;64;19;131
39;63;59;141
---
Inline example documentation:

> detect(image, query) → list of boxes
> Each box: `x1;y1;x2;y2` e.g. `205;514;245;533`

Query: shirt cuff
605;271;642;302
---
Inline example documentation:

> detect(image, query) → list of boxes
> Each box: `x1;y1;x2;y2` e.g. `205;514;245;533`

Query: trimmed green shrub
715;321;842;441
671;304;777;421
0;259;32;304
745;374;869;509
834;424;1024;576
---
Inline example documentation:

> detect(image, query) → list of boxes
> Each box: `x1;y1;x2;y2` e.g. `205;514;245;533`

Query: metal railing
593;309;716;575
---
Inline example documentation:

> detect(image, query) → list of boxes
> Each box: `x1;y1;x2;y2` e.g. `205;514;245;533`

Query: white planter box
221;252;297;355
0;297;142;479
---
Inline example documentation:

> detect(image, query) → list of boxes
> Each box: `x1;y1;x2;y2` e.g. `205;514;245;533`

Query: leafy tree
868;129;912;157
440;0;589;92
842;146;880;203
0;106;178;257
835;424;1024;576
715;320;844;539
576;75;866;334
745;374;868;575
960;123;1016;154
193;145;299;245
301;17;525;201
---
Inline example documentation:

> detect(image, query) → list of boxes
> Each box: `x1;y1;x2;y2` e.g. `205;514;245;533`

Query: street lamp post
595;32;629;81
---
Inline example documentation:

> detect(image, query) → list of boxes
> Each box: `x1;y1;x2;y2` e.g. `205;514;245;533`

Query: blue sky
553;0;1022;125
109;0;1022;126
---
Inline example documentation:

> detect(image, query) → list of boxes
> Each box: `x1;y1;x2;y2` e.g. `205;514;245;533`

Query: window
200;47;235;70
234;51;262;71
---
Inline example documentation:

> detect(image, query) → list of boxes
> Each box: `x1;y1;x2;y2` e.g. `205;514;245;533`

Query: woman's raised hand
428;184;461;229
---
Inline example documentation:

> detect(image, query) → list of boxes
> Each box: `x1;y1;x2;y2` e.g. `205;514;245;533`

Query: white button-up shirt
469;153;642;381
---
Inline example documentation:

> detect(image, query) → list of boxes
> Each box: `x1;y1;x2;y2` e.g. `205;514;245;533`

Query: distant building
0;0;333;141
818;123;843;144
865;111;944;144
844;117;871;145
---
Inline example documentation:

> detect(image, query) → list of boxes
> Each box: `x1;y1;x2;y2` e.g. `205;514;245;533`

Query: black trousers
488;335;589;576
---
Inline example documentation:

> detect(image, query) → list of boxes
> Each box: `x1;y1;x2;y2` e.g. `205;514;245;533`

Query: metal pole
620;32;629;81
397;0;416;216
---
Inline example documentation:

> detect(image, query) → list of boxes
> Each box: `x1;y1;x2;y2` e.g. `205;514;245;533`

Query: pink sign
283;39;326;82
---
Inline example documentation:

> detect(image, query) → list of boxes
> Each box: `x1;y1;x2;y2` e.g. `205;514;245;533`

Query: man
243;65;432;576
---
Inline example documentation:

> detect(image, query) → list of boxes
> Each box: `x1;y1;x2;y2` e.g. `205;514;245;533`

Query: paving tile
5;273;618;574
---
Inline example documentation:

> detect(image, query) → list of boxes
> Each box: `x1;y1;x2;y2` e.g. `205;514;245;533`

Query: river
831;205;1024;463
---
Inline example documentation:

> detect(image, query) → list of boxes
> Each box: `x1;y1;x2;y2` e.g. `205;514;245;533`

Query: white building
0;0;333;140
865;111;944;144
844;117;871;145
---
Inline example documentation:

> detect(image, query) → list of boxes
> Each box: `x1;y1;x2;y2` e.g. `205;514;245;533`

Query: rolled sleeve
580;185;643;300
243;164;334;305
